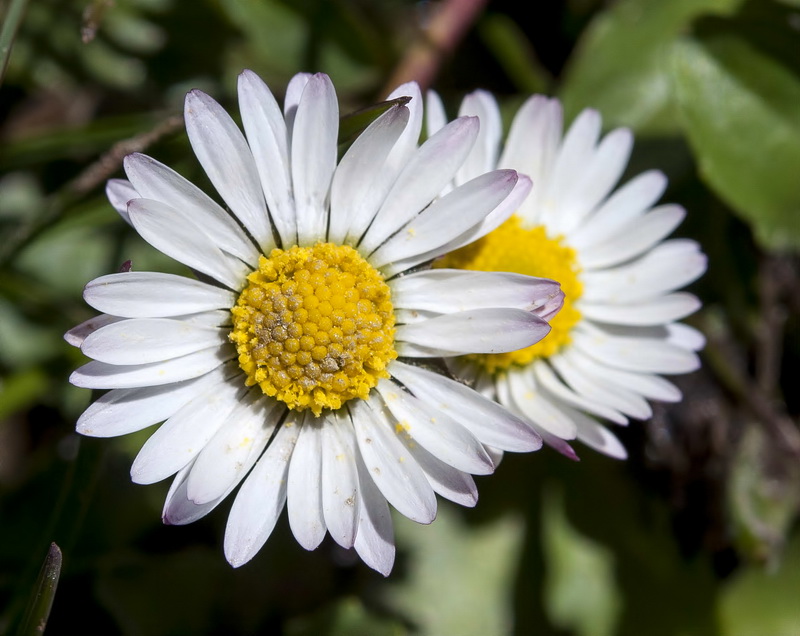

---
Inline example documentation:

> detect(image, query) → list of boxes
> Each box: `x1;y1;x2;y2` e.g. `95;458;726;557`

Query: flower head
65;72;564;575
427;90;707;460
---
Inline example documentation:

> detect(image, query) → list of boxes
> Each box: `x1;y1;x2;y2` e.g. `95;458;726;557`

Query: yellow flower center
230;243;397;415
438;215;583;374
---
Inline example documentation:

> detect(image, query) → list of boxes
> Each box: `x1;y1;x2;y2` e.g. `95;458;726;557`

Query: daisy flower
426;90;707;460
64;71;565;575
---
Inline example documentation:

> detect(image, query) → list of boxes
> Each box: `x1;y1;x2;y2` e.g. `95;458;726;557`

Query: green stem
18;543;63;636
0;0;31;87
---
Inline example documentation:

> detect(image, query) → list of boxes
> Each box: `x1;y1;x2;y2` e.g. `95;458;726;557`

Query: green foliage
559;0;743;134
1;0;799;634
673;3;800;251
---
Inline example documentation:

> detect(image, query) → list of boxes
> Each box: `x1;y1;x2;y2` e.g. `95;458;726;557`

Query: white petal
506;368;577;439
238;69;296;247
184;89;274;250
224;417;301;567
533;360;627;424
580;293;701;327
435;175;532;258
565;347;682;402
376;379;494;475
81;317;226;365
389;360;542;452
128;198;250;290
393;269;561;314
667;322;706;351
84;271;236;318
76;364;234;437
292;74;338;245
70;346;232;389
384;81;423;179
123;153;258;265
64;314;122;347
320;409;360;548
396;308;550;357
498;95;562;225
287;414;326;550
397;429;478;507
548;127;633;236
579;204;686;269
550;352;652;420
284;73;312;138
353;449;395;576
424;90;447;138
162;461;217;526
573;323;701;374
351;400;436;524
581;239;707;304
369;169;518;270
329;104;410;245
186;392;281;504
106;178;136;224
560;403;628;460
359;116;480;253
567;170;667;249
130;380;242;484
456;90;501;184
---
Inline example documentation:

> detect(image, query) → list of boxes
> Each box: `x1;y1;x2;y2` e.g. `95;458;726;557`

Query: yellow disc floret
230;243;397;415
438;215;583;373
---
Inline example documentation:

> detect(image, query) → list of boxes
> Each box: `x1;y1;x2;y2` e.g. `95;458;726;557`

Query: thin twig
67;113;183;197
704;317;800;458
0;113;183;267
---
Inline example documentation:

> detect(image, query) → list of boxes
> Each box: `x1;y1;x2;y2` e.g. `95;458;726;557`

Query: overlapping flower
427;90;707;459
64;72;565;574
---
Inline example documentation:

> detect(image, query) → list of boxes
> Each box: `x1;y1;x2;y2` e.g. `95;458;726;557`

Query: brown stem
382;0;490;95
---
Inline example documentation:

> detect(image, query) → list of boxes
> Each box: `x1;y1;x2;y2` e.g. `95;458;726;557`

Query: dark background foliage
1;0;798;634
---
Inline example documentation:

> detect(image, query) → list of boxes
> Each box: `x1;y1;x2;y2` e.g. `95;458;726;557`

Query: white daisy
64;71;565;575
426;90;707;460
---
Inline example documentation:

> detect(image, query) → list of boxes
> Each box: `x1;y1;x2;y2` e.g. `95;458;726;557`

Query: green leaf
727;423;800;565
338;97;410;145
542;488;621;636
19;543;62;636
478;13;551;94
718;533;800;636
0;367;49;421
383;504;525;636
672;34;800;250
559;0;742;134
285;597;406;636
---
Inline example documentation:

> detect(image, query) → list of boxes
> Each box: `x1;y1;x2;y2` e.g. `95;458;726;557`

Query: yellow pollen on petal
437;214;583;373
230;243;397;415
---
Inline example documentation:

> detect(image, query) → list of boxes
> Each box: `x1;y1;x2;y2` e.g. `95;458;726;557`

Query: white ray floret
65;71;565;576
428;89;707;460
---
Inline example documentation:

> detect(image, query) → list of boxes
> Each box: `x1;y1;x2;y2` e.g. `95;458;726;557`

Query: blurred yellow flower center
230;243;397;415
438;215;582;373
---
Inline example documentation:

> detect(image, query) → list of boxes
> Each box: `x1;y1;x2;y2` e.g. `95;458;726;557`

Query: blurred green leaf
672;33;800;250
478;13;551;94
0;0;30;87
727;423;800;565
718;532;800;636
0;298;62;367
285;597;406;636
559;0;742;134
19;543;62;636
542;487;621;636
0;367;49;420
384;504;524;636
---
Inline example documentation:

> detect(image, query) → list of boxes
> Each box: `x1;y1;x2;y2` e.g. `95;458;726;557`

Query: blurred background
1;0;799;634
